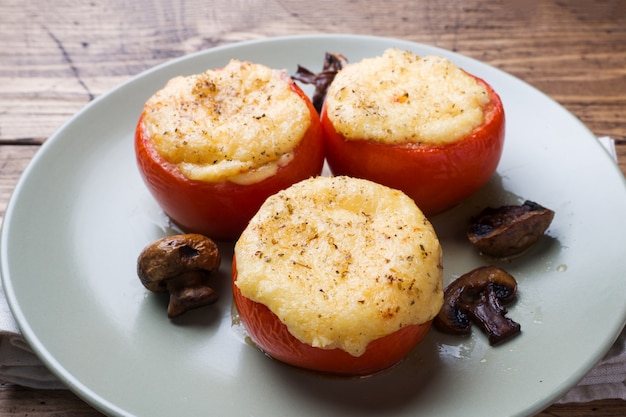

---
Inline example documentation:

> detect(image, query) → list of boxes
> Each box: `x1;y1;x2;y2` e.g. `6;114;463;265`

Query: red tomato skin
135;81;324;241
321;75;505;216
232;257;433;376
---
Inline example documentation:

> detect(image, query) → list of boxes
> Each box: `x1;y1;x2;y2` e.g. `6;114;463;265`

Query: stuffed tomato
232;176;443;376
232;266;433;376
321;49;505;216
135;60;324;241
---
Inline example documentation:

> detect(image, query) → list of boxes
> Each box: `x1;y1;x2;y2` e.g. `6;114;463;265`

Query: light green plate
2;34;625;417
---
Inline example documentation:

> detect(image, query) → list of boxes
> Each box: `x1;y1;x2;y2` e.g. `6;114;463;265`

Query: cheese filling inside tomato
234;176;444;357
324;48;491;146
141;59;311;183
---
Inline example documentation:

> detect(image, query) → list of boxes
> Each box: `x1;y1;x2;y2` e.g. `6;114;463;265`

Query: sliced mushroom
137;233;221;318
292;52;348;113
468;200;555;257
434;266;520;345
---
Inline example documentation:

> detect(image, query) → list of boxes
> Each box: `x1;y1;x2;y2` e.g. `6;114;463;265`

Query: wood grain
0;383;104;416
1;0;625;141
0;0;625;416
2;384;626;417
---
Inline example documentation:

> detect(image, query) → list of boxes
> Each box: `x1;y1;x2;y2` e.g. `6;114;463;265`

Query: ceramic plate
2;35;626;417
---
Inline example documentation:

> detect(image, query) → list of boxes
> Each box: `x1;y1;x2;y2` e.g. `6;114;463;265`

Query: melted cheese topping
325;49;490;145
141;59;311;183
234;176;443;357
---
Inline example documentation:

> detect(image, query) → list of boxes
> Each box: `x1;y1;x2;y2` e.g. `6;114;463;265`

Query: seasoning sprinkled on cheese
141;59;310;183
234;176;444;357
325;48;490;145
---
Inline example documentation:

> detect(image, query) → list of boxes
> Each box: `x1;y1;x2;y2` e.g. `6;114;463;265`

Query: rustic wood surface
1;0;625;416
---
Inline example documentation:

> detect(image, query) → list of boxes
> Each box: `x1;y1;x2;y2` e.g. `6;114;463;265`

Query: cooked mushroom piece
137;233;221;318
467;200;555;258
434;266;520;345
292;52;348;113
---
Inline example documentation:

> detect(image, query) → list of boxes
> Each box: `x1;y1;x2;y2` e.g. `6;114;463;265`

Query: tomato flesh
135;81;324;241
321;75;505;216
232;257;432;376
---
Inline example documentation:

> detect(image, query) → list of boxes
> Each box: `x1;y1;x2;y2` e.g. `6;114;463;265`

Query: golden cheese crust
234;176;444;356
141;59;311;184
325;48;491;146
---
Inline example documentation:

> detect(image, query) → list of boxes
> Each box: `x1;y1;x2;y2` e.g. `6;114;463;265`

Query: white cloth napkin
0;287;65;389
0;137;624;401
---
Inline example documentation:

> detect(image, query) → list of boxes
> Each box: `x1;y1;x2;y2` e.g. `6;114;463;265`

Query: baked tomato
321;74;505;216
135;77;324;241
232;256;433;376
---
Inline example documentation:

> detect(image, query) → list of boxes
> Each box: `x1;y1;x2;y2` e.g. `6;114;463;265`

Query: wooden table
1;0;625;415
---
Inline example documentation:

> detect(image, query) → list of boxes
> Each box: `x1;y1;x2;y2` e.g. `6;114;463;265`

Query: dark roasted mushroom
292;52;348;113
468;200;555;257
137;233;221;318
434;265;520;345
